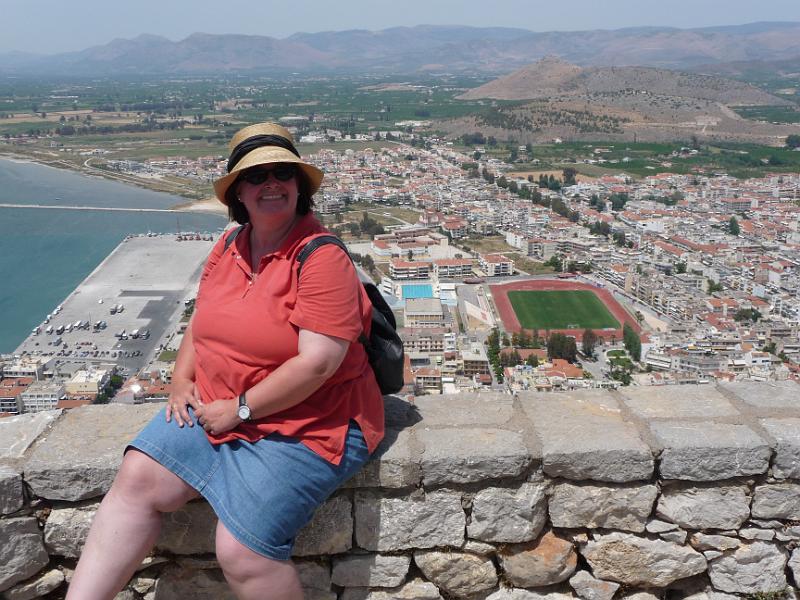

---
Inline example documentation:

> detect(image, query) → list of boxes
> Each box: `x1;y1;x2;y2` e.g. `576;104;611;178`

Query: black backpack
298;235;405;395
223;227;405;394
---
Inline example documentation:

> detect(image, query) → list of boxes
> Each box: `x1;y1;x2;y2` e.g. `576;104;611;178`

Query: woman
67;123;385;600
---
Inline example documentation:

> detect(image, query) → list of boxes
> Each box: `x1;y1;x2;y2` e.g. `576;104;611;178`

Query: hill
2;22;800;76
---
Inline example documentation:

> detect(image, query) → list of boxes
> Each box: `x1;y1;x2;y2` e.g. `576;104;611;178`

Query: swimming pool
402;284;434;299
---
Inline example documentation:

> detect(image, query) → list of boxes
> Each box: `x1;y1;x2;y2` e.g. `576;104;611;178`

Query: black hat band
227;134;301;173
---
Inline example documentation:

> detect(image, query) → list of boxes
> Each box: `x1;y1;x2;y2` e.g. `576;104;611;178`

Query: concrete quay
14;234;214;376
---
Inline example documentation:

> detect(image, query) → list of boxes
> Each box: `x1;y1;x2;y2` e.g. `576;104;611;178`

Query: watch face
238;405;251;420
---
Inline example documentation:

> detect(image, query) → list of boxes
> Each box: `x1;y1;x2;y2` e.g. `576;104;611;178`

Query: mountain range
1;22;800;76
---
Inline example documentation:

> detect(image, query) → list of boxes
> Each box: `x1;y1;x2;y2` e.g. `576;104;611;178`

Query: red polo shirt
192;213;384;464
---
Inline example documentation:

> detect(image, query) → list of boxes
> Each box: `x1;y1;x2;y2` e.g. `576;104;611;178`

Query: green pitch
507;290;620;330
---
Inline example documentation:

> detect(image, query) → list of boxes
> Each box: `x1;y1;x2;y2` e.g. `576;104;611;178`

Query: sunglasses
238;164;297;185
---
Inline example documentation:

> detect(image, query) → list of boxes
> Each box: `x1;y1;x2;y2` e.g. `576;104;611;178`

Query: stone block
569;570;621;600
498;532;577;587
294;495;353;556
3;569;65;600
153;567;235;600
651;422;770;481
0;518;49;593
340;578;443;600
656;483;750;530
344;429;420;489
619;386;739;419
645;520;678;534
419;427;532;485
414;550;498;598
157;501;217;555
752;482;800;520
0;467;24;515
760;419;800;479
467;483;547;543
519;390;652;482
413;392;514;427
486;588;574;599
582;532;706;587
24;403;162;501
296;560;332;593
720;380;800;409
332;554;411;588
549;482;657;533
789;548;800;585
355;490;464;551
0;411;60;460
707;541;787;594
688;533;740;552
44;501;99;557
739;528;775;541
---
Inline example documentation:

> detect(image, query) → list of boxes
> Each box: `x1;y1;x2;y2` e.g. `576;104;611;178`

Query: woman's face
235;163;299;227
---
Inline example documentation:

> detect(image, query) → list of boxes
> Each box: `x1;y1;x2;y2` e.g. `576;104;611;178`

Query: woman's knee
215;523;293;583
112;449;198;513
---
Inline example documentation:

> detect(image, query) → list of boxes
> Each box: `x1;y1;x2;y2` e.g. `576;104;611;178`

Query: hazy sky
3;0;800;54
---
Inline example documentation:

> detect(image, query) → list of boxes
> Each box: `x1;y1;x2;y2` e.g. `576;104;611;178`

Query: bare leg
66;450;200;600
215;521;303;600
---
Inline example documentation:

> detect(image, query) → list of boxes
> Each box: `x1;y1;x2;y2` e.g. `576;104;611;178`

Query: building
479;254;514;277
432;259;473;279
462;343;490;377
20;381;66;413
404;298;444;328
389;260;431;281
64;368;111;397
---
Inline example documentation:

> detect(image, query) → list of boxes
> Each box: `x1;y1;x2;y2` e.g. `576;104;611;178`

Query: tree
787;134;800;149
547;333;578;363
728;216;740;236
622;323;641;362
675;261;687;274
581;329;598;358
562;167;578;187
733;308;761;323
525;354;539;368
707;280;723;294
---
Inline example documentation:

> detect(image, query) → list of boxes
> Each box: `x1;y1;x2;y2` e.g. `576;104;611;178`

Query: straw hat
213;122;324;205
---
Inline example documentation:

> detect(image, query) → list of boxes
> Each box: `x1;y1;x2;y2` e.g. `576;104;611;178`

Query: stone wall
2;381;800;599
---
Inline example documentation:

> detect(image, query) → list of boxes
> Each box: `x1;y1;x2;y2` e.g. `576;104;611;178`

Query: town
2;122;799;415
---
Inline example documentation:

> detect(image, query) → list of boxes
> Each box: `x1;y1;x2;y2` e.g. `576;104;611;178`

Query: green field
508;290;620;330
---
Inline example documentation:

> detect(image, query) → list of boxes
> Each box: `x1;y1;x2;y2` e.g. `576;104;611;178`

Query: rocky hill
459;57;789;106
2;22;800;75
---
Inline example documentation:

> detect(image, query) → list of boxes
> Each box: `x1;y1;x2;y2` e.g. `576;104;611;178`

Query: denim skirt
127;407;370;560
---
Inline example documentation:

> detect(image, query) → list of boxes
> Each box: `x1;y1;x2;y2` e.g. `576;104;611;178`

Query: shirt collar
234;213;324;261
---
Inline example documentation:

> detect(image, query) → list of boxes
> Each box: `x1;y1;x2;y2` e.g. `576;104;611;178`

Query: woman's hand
166;378;202;427
195;401;241;436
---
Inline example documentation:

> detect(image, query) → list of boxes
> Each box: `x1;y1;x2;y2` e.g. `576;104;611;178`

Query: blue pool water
402;284;433;299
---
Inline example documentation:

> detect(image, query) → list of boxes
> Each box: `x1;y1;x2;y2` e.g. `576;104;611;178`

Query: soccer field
507;290;621;330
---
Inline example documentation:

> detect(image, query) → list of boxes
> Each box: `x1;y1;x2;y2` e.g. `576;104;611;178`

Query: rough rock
651;422;770;481
569;570;621;600
751;483;800;520
549;482;656;533
114;591;136;600
418;427;532;485
582;532;706;586
461;540;496;555
621;385;739;419
739;528;775;541
340;578;443;600
520;391;653;482
0;410;60;460
656;484;750;530
689;533;740;552
707;541;787;594
294;495;353;556
44;502;98;557
0;467;24;515
355;490;464;551
721;380;799;409
704;550;723;560
0;518;50;592
645;519;678;533
486;589;574;599
153;567;235;600
760;418;800;479
789;548;800;585
331;554;411;588
131;576;157;594
3;569;65;600
344;429;421;488
498;532;577;587
157;501;217;555
414;550;497;597
659;530;687;544
24;404;162;500
296;560;332;593
467;483;547;543
414;393;514;427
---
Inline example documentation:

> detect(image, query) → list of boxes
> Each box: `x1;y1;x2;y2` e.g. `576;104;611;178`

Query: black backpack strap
296;234;351;276
223;225;245;252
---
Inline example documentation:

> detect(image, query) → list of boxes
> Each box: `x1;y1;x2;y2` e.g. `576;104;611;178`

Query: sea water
0;158;226;353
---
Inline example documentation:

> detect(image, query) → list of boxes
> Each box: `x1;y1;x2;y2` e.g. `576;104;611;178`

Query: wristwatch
237;392;252;421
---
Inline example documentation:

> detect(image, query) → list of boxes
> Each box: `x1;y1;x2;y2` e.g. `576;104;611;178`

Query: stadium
490;279;641;341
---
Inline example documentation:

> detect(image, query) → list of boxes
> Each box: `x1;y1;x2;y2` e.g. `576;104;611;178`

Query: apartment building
65;368;111;397
20;380;66;413
432;259;473;279
404;298;444;328
479;254;514;277
389;260;431;280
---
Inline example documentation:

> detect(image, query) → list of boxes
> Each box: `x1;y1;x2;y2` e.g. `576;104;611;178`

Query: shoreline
0;150;227;216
